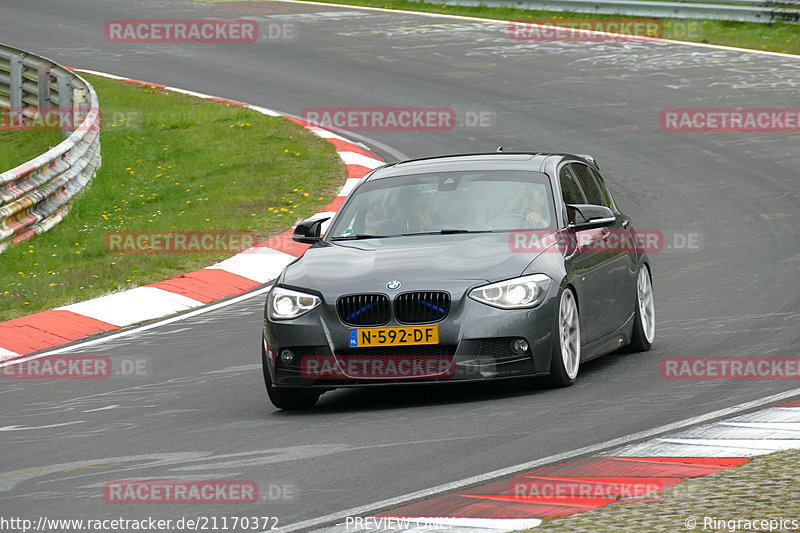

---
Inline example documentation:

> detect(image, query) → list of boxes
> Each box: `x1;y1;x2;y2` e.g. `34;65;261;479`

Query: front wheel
544;287;581;387
627;263;655;352
262;345;319;410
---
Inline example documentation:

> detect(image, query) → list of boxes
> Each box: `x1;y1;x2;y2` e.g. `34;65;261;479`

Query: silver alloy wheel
559;289;580;380
637;266;656;344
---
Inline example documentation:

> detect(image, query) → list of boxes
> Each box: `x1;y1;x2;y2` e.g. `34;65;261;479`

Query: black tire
627;264;655;353
543;287;580;388
261;345;319;410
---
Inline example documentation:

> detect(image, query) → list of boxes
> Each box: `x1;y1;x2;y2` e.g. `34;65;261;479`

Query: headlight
268;287;321;320
469;274;552;309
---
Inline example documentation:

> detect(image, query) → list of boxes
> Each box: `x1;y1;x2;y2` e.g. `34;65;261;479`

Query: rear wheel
628;264;655;352
545;287;580;387
261;345;319;410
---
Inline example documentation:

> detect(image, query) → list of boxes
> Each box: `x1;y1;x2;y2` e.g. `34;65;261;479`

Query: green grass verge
203;0;799;55
0;73;346;321
0;128;65;172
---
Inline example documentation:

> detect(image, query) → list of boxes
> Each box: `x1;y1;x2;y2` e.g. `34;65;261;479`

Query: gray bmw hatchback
262;152;655;409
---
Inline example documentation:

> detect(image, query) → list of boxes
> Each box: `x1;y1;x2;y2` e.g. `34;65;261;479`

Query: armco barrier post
9;54;22;109
37;63;51;111
55;73;72;136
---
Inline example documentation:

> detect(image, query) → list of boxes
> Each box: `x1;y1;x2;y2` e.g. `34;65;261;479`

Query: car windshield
328;170;557;239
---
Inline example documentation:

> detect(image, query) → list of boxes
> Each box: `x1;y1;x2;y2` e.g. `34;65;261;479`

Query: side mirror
566;204;615;229
292;217;330;244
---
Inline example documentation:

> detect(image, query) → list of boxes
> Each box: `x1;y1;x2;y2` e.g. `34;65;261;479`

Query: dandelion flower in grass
186;200;191;204
50;283;56;287
293;188;299;192
93;275;98;278
284;149;289;153
303;192;309;197
24;302;30;305
126;279;132;282
318;197;324;200
18;271;23;275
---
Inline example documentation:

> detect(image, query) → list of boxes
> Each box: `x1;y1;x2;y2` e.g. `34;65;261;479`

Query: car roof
366;152;595;180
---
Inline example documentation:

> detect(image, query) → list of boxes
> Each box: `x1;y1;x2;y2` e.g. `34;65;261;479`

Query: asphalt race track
1;0;799;529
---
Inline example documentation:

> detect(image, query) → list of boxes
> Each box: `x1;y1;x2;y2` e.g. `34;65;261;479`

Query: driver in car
522;187;550;229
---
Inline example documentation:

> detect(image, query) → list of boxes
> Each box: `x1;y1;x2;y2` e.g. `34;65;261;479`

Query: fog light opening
511;338;530;355
280;349;295;365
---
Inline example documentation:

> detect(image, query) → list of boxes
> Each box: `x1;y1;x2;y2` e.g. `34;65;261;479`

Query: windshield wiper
401;229;495;236
331;234;392;240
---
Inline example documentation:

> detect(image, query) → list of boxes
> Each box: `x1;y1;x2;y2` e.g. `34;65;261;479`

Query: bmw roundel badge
387;280;401;290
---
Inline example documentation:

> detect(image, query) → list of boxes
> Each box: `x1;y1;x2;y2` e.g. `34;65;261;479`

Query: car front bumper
263;284;559;388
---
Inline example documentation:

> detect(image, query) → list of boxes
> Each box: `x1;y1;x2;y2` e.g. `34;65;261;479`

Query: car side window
588;167;616;211
559;166;586;205
570;164;607;207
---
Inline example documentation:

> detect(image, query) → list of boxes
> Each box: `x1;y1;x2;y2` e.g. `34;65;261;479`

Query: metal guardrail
424;0;800;22
0;43;101;254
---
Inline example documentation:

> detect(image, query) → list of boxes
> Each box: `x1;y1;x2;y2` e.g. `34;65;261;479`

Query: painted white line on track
273;0;800;59
720;421;800;431
0;286;272;369
271;387;800;532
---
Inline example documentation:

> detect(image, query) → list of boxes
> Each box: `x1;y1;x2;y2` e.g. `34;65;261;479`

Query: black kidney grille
394;291;450;323
337;294;391;326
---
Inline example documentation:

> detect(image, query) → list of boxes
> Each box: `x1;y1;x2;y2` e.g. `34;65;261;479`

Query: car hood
281;232;548;292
